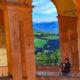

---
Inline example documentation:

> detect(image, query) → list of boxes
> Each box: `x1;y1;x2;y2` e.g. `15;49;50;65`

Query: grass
33;31;58;35
33;32;41;35
44;36;59;40
34;39;48;48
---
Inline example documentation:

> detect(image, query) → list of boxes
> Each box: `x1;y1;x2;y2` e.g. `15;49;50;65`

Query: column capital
2;0;33;5
1;2;34;13
57;16;77;23
76;12;80;19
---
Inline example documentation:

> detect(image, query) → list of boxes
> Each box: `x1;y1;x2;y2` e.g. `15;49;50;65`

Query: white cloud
33;18;58;23
32;0;57;14
33;2;39;5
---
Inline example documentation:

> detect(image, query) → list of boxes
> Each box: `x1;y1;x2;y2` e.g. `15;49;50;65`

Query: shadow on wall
0;23;7;66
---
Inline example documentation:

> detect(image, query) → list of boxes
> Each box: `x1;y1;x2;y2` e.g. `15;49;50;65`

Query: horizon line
33;21;58;23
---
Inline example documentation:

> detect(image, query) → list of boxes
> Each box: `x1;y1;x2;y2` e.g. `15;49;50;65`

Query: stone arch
32;0;60;66
1;1;36;80
51;0;77;17
50;0;60;16
51;0;79;70
0;0;80;80
32;0;79;71
73;0;80;11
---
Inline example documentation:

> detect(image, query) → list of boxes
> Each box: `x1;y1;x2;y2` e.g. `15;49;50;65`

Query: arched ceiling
0;0;78;18
51;0;77;17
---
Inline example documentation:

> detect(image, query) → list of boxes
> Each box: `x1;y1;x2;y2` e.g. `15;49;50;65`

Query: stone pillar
74;0;80;72
77;12;80;70
58;16;79;70
2;3;36;80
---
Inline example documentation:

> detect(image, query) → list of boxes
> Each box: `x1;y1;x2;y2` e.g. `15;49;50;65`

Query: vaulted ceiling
51;0;77;17
0;0;78;18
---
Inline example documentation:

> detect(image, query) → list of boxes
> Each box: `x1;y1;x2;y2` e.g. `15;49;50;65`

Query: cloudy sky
32;0;58;23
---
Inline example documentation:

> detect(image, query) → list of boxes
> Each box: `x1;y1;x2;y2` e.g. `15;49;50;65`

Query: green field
41;36;59;40
33;31;58;35
34;31;61;66
34;39;48;48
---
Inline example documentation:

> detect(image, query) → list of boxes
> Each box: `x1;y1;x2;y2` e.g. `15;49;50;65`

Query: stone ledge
1;2;34;12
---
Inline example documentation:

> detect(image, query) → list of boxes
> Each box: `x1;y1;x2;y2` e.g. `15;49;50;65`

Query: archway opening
32;0;61;66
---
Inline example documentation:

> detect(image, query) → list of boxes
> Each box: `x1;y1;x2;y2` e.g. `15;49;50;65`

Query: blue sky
32;0;58;23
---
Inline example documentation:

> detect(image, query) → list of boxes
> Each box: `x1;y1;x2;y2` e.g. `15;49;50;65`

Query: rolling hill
33;21;59;33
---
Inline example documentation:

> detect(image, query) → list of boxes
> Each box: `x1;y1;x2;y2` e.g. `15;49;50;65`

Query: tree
35;49;61;66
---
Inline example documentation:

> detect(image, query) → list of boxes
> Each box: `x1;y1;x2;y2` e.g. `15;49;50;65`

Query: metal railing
36;70;80;77
36;60;80;77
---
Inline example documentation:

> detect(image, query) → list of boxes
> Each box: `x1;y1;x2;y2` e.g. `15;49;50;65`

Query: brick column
2;3;36;80
58;16;79;70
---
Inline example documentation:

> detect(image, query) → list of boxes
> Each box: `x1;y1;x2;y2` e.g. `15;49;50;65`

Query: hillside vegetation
34;31;61;66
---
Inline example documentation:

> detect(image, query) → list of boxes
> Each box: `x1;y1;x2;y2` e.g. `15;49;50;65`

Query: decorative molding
1;2;34;12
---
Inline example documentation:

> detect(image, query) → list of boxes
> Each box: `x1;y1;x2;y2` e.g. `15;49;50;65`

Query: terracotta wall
36;66;61;72
2;3;36;80
36;65;79;73
37;77;80;80
58;16;79;70
0;78;12;80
